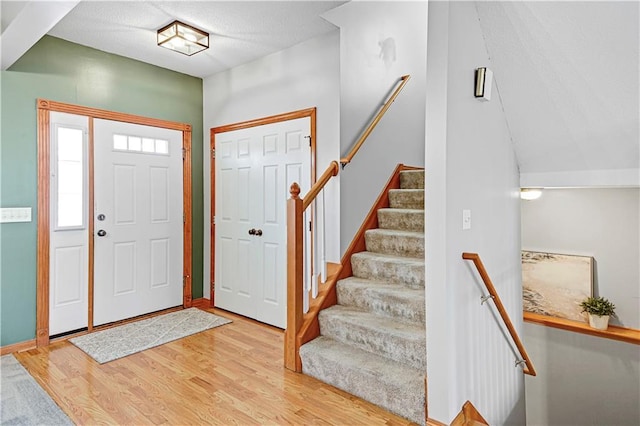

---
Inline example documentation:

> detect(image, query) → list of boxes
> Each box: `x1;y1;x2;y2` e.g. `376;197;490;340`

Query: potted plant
580;296;616;330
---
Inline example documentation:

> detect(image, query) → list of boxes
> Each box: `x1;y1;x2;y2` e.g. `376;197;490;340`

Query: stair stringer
296;163;423;349
298;165;427;425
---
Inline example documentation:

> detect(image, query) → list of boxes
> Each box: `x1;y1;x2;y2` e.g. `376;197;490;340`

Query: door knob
97;229;107;237
248;228;256;235
255;229;263;237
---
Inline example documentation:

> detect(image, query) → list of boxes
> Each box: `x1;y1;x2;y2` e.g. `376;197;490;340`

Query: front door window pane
56;127;84;228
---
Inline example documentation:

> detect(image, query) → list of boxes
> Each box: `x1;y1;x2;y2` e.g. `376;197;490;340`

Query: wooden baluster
285;183;304;371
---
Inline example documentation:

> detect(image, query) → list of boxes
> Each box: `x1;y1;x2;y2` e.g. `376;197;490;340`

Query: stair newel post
285;182;304;372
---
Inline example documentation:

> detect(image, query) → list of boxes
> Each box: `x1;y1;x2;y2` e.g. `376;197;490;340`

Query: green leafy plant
580;296;616;317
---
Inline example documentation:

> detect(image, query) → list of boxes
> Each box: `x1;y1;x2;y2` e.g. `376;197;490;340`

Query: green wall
0;36;204;346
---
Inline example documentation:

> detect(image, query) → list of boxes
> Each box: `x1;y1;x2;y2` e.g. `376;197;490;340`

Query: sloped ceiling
476;1;639;184
2;1;638;185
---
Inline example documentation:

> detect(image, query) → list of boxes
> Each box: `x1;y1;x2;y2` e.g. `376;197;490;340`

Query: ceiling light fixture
520;188;543;201
157;20;209;56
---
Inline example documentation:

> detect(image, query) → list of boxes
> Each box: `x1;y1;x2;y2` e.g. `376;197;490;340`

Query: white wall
524;324;640;426
522;187;640;425
426;2;525;424
322;1;427;251
202;31;341;297
522;188;640;327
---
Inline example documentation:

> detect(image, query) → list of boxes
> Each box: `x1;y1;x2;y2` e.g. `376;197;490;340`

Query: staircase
299;169;426;424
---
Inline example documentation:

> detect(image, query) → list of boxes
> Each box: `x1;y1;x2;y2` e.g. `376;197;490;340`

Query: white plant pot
588;314;609;330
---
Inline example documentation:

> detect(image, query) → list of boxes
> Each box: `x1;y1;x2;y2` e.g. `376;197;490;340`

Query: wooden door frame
209;107;317;305
36;99;193;347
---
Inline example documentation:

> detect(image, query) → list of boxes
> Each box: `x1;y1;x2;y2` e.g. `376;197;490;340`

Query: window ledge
524;312;640;345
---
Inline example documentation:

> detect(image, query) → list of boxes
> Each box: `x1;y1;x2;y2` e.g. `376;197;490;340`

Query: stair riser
365;230;424;258
377;209;424;232
319;310;426;370
399;170;425;190
337;281;425;324
299;168;427;425
351;254;425;288
300;339;425;425
389;190;424;209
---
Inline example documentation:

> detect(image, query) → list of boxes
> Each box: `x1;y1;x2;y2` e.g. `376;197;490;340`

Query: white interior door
49;112;89;336
215;117;311;328
93;119;183;326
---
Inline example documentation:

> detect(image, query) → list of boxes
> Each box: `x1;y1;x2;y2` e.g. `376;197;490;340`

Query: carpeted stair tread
364;228;424;258
377;208;424;232
337;277;425;324
300;336;425;425
299;167;426;424
319;305;426;370
351;251;425;288
399;169;425;190
389;188;424;209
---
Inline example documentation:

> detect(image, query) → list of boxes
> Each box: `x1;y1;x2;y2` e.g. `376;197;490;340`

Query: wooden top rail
340;74;411;167
299;161;340;210
524;311;640;345
285;74;411;372
462;252;537;376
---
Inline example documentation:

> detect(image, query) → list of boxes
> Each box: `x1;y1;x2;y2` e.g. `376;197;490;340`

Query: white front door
215;117;311;328
93;119;183;326
49;112;89;336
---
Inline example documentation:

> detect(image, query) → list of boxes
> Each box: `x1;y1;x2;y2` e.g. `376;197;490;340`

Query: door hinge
304;135;311;146
183;213;186;223
183;274;190;286
182;148;186;159
211;281;215;291
212;216;216;225
309;221;312;232
211;149;216;159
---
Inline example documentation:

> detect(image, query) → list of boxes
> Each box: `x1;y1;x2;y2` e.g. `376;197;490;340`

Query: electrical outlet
0;207;32;223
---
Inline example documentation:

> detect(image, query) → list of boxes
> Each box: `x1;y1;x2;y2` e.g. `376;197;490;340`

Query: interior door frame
209;107;317;305
36;99;193;347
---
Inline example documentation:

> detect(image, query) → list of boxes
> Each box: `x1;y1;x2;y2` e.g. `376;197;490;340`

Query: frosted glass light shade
157;20;209;56
520;188;543;201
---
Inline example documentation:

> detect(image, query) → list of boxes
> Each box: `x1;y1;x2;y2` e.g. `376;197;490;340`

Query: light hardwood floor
14;306;417;425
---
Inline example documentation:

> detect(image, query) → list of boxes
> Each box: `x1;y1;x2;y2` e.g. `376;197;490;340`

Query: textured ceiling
3;1;638;182
476;1;639;176
1;1;28;33
47;1;345;78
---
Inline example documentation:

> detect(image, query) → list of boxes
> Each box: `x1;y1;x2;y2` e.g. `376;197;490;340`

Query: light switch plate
0;207;32;223
462;209;471;230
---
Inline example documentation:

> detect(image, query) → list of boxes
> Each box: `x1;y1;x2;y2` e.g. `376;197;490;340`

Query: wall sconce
157;20;209;56
520;188;543;201
475;67;493;101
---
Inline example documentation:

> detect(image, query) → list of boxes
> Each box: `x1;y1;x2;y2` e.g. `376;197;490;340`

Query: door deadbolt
97;214;106;221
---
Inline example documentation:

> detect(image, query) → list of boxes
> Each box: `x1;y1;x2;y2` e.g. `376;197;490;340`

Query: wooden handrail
284;75;411;371
294;164;421;362
302;161;339;210
462;252;537;376
340;74;411;166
